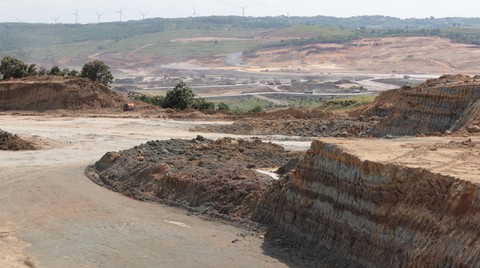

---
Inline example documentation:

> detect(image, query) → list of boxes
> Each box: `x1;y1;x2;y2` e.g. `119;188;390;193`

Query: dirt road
0;116;311;268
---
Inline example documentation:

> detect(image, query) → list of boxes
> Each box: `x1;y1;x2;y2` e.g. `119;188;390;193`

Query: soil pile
86;137;300;221
0;76;129;111
359;74;480;136
195;113;375;137
0;129;36;150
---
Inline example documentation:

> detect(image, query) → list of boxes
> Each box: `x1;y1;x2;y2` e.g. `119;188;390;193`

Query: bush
217;102;230;111
191;98;215;111
249;105;264;113
162;81;195;110
49;65;61;75
0;56;28;79
135;95;165;106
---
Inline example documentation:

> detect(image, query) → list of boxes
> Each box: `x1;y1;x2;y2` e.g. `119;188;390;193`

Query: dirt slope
0;76;129;111
242;37;480;74
359;74;480;136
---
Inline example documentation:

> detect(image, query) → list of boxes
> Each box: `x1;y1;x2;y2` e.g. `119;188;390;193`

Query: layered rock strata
0;76;128;110
256;140;480;267
360;74;480;136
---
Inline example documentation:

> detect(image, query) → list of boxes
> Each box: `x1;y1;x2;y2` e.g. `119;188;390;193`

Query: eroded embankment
0;76;128;110
255;140;480;267
360;74;480;136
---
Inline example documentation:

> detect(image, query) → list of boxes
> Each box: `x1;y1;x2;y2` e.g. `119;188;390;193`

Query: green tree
27;64;37;76
69;69;79;76
80;60;113;86
162;81;195;110
38;67;48;75
49;65;61;75
0;56;28;79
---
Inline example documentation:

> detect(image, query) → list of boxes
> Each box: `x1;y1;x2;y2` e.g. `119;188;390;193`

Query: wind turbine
96;11;105;23
139;11;148;20
240;6;247;17
72;9;80;24
116;6;125;22
51;17;60;24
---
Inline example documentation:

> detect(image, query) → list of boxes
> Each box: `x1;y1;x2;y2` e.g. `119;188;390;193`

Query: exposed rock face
256;140;480;267
0;76;128;110
360;74;480;136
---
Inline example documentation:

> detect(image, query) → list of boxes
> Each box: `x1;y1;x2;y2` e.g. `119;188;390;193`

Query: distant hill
2;15;480;70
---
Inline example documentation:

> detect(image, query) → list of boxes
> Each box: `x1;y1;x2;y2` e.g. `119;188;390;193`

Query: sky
0;0;478;24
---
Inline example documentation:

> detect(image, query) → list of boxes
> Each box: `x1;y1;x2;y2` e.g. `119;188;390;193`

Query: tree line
135;81;230;112
0;56;113;86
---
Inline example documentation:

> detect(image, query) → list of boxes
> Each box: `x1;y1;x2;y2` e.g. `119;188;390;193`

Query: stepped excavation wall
256;140;480;267
361;75;480;136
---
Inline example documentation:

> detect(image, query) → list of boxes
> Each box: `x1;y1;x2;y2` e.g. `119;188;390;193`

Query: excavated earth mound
255;140;480;267
86;137;300;221
359;74;480;136
0;76;129;110
194;113;376;138
0;129;36;150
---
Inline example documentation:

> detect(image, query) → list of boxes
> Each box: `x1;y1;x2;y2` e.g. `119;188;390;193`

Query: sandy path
0;116;311;268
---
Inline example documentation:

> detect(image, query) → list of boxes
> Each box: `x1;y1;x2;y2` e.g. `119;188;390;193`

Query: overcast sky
0;0;478;24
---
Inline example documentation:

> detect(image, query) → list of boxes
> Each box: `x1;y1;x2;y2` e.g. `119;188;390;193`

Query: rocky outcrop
256;140;480;267
0;76;128;110
359;74;480;136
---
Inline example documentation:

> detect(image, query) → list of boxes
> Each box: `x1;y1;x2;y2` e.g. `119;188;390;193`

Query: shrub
191;98;215;110
0;56;28;79
217;102;230;111
162;81;195;110
249;105;264;113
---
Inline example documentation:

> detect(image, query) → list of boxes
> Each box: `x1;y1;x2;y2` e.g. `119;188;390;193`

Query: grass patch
319;95;377;112
210;97;278;113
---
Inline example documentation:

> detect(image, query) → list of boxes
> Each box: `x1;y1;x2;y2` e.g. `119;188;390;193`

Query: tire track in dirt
0;116;309;267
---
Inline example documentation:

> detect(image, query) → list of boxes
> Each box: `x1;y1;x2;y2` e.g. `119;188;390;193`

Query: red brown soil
0;129;37;151
0;76;129;111
86;137;301;222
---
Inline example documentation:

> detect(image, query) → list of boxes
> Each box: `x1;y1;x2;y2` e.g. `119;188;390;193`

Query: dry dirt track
0;116;311;268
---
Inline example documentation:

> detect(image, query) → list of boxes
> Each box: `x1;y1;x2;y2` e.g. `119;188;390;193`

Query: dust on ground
0;115;312;268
